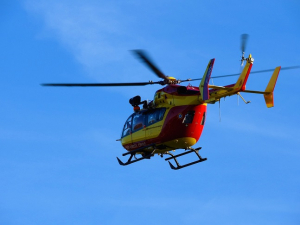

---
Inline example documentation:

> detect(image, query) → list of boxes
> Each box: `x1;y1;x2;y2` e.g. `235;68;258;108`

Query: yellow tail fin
264;66;281;108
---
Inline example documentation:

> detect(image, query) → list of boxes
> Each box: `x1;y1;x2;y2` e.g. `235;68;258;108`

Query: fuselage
121;84;207;153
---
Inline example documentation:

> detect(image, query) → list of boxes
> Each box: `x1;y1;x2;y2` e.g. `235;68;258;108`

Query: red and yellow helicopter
43;35;299;170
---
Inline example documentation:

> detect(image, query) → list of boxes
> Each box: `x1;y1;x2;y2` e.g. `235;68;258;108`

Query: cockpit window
122;116;132;137
132;113;146;132
147;111;157;125
122;108;166;136
146;108;166;126
158;108;166;120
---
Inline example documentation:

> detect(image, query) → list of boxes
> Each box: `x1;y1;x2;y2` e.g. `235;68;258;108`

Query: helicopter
42;35;300;170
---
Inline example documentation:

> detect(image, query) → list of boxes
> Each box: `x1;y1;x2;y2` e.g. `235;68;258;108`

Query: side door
145;108;166;140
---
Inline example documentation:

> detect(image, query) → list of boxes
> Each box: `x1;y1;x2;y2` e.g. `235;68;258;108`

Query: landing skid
164;147;207;170
117;154;149;166
117;145;207;170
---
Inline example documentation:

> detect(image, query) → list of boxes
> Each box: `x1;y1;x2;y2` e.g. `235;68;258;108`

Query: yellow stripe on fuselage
121;134;132;146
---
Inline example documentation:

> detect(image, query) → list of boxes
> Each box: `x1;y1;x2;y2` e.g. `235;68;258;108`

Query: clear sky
1;0;300;224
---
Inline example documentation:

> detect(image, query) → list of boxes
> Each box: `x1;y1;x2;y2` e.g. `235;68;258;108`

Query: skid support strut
117;144;155;166
164;147;207;170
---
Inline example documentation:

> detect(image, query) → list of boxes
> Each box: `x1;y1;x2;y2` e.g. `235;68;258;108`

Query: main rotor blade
42;81;162;87
132;50;169;80
241;34;249;53
183;66;300;82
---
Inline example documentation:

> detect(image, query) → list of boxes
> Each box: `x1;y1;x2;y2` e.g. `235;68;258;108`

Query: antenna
219;99;221;122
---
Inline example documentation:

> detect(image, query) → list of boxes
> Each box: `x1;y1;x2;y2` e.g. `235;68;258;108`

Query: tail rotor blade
241;34;249;53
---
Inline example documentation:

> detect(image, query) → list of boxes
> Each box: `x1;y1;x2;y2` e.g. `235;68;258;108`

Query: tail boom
203;55;254;103
198;54;280;108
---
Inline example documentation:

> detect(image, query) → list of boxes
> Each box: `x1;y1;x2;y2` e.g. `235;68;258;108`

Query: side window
147;108;166;126
183;110;195;124
201;112;206;125
122;116;132;137
132;113;145;132
158;108;166;120
147;111;157;125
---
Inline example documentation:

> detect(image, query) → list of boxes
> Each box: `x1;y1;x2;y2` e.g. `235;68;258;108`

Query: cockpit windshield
147;108;166;125
121;107;166;138
132;113;145;132
122;116;132;137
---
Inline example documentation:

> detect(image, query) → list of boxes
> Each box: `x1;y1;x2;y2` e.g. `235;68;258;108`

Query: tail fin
264;66;281;108
199;58;215;101
233;55;254;91
242;66;281;108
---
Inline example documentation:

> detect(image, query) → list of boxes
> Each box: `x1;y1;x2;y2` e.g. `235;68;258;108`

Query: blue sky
1;0;300;224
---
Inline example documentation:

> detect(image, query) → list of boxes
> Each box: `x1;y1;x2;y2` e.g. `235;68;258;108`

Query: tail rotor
240;34;249;66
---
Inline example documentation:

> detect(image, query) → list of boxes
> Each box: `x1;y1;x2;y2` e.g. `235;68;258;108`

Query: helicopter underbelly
122;104;206;152
162;137;197;149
